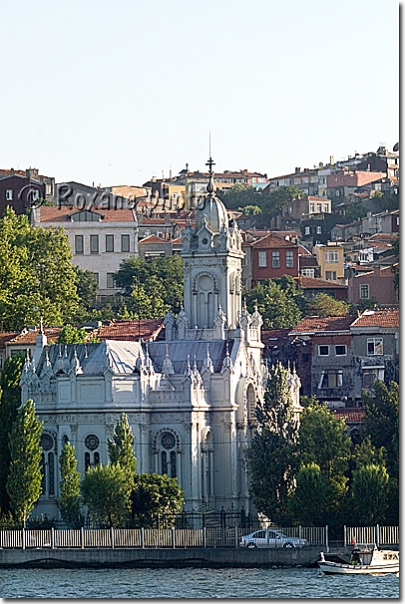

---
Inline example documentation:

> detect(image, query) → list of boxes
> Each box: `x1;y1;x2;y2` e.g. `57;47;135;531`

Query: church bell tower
180;157;244;333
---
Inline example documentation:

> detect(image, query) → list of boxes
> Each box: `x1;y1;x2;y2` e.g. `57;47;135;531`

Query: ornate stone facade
23;158;300;519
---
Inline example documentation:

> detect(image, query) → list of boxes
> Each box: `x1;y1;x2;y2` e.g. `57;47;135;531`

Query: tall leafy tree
362;380;399;481
245;279;302;329
6;399;43;526
131;473;185;528
59;442;82;527
0;208;79;330
114;255;183;316
81;463;132;528
108;413;137;488
248;362;299;523
351;464;389;525
218;184;263;212
288;462;330;526
297;400;351;529
0;353;24;516
362;379;399;525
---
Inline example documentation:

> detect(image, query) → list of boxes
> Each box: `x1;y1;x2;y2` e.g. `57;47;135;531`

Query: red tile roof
351;308;399;328
91;319;164;342
333;408;365;424
253;233;298;249
0;332;19;348
261;329;290;345
368;233;398;241
290;315;354;334
7;327;63;345
39;207;136;223
139;235;168;244
297;276;348;289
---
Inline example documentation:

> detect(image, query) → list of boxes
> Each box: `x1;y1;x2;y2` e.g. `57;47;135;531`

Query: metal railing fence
0;526;397;550
344;525;399;547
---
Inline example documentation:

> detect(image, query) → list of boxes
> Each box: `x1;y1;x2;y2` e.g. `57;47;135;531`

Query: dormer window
69;210;103;222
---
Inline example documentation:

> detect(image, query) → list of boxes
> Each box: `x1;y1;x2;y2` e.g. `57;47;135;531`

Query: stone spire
162;344;174;375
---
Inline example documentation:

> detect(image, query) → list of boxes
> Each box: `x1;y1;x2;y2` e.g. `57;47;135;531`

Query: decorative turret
162;344;175;375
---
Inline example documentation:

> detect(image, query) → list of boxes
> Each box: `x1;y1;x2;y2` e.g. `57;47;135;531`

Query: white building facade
31;206;139;297
24;160;300;519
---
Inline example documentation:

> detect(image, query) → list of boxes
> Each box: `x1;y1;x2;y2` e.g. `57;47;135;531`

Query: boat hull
318;561;399;575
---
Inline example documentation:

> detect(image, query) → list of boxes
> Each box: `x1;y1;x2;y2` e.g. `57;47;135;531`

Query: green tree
6;399;43;526
245;279;302;329
58;324;88;344
0;208;79;330
59;442;82;527
341;203;368;224
362;380;399;481
130;473;185;528
248;362;299;523
351;464;389;525
258;186;301;226
297;400;351;529
305;293;350;317
288;462;330;526
130;276;169;319
238;205;262;216
115;255;184;315
108;413;137;488
81;463;131;528
0;353;24;516
219;184;263;211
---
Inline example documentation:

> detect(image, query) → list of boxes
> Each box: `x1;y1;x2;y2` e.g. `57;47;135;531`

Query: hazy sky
1;0;399;187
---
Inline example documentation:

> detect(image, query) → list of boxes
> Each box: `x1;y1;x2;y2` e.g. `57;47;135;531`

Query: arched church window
40;433;56;498
62;435;69;447
85;452;91;472
161;451;168;475
48;452;55;495
84;434;100;471
247;385;257;423
159;431;178;478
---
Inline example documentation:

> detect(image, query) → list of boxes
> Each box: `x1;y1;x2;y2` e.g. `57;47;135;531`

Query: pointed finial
84;344;88;359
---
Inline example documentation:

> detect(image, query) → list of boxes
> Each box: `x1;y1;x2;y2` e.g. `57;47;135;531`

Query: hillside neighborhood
0;143;399;529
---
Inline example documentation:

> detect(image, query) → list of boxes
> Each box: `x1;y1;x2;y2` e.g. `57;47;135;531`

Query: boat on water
318;545;399;575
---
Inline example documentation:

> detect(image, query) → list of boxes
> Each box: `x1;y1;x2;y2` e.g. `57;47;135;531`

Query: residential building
0;167;55;204
138;235;182;259
350;308;399;403
278;195;332;229
250;233;300;284
348;265;398;306
326;170;386;206
296;275;348;300
0;172;46;217
360;210;399;235
312;242;345;281
289;315;355;407
264;167;319;197
31;205;139;297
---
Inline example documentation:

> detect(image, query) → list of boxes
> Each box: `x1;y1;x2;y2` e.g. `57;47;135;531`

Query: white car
239;529;308;549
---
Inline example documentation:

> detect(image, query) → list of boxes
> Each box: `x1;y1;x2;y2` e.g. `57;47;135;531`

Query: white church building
22;158;301;519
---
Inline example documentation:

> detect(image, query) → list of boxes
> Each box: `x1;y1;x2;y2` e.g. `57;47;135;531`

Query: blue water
0;567;399;598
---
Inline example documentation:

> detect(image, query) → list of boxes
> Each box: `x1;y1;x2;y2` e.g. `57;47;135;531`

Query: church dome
195;158;228;234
